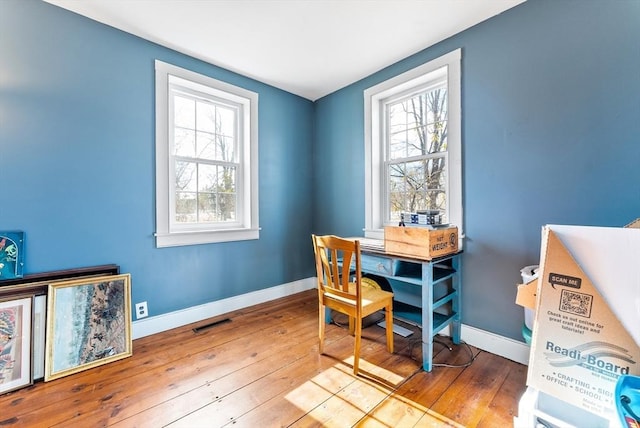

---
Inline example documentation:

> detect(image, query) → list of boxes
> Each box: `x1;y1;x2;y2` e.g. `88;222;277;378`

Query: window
155;60;259;247
364;49;462;240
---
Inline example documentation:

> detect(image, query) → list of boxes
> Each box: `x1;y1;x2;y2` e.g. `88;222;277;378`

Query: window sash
384;153;449;224
167;86;244;232
383;82;450;225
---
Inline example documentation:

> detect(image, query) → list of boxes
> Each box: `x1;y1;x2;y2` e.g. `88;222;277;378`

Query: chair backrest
311;235;362;306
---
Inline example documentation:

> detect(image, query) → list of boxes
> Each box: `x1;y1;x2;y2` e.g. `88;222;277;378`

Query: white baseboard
132;277;316;339
132;276;531;366
459;324;530;366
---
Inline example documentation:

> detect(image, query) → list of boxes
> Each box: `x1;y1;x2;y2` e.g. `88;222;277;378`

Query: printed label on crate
527;228;640;421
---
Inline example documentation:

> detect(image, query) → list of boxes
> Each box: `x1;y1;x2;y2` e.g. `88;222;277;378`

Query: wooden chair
311;234;394;374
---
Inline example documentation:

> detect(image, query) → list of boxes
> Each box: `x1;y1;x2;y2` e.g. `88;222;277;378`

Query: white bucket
520;265;539;330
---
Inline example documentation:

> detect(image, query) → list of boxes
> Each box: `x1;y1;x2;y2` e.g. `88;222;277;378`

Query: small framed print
45;274;132;381
0;295;33;394
0;231;25;281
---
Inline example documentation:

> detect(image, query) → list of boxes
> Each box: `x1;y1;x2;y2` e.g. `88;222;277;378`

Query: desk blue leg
421;261;434;372
452;255;462;345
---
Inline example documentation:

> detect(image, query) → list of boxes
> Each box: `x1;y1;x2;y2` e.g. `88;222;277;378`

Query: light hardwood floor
0;289;527;427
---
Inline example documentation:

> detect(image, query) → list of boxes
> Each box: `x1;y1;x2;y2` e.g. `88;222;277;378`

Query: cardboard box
527;225;640;421
384;226;458;259
515;218;640;315
626;218;640;229
516;279;537;311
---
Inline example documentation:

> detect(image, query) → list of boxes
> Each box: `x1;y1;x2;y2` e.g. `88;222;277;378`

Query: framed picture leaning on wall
0;295;33;394
32;294;46;380
45;274;132;382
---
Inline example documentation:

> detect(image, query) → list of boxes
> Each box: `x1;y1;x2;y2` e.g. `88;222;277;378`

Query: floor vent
193;318;231;333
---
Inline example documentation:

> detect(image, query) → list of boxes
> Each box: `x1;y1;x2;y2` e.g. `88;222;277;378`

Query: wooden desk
357;239;462;372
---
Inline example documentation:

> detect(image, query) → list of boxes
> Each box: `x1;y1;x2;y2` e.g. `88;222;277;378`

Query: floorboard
0;289;527;427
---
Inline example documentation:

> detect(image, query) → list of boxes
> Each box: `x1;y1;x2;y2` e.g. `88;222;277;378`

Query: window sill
364;228;385;240
155;228;260;248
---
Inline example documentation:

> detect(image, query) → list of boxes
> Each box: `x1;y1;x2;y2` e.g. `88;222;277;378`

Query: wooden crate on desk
384;226;458;259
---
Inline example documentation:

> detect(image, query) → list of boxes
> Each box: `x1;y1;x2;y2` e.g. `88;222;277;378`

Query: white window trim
155;60;259;248
364;49;462;240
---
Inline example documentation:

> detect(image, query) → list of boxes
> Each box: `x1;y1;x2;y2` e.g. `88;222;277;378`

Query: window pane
413;190;447;212
389;132;406;160
175;128;196;157
406;127;425;157
220;136;236;162
218;105;236;138
388;163;406;192
389;191;406;222
427;88;447;124
217;166;236;193
390;132;424;158
175;161;197;191
174;96;194;129
196;131;216;160
198;193;216;222
387;157;447;220
402;89;448;126
196;100;216;133
426;157;447;190
194;133;235;162
218;193;236;221
198;164;217;192
388;163;410;215
424;190;447;215
175;192;197;223
389;191;447;224
388;91;449;159
405;96;427;128
426;122;447;153
388;103;408;134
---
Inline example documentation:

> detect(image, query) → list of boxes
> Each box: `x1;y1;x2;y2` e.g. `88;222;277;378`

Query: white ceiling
44;0;525;101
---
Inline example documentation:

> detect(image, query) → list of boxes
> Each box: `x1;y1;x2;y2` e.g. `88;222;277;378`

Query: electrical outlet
135;301;148;319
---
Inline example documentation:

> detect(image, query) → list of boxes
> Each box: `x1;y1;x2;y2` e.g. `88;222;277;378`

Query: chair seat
323;283;393;318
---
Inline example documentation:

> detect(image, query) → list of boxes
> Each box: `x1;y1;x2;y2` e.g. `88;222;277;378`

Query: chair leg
348;316;355;335
385;304;394;354
318;305;325;354
353;318;362;375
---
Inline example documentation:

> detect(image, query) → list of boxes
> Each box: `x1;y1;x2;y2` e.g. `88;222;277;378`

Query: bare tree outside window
387;87;448;223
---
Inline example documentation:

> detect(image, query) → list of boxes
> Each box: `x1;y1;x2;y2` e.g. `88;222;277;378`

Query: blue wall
0;1;315;317
314;0;640;340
